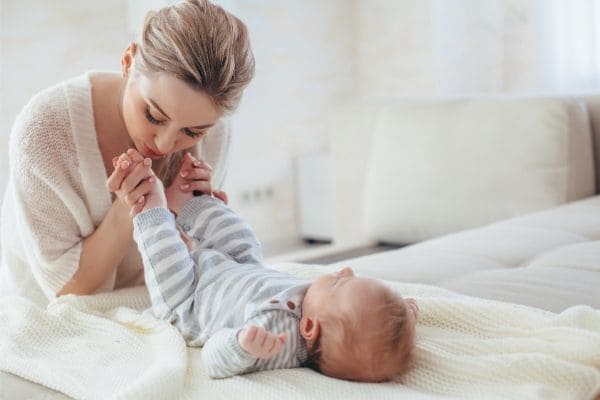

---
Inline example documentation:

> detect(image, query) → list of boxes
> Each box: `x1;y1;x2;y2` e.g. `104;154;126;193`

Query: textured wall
353;0;554;99
355;0;436;98
0;1;131;136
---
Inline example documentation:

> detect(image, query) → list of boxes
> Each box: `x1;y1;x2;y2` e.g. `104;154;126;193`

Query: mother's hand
165;153;228;214
176;153;214;196
106;149;150;200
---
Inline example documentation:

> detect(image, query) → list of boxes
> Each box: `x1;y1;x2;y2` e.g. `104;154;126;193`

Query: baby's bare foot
165;153;197;215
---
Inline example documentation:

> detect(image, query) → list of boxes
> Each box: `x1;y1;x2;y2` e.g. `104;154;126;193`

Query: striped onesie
132;196;310;378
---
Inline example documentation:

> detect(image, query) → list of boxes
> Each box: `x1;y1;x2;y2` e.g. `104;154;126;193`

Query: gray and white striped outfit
133;196;309;378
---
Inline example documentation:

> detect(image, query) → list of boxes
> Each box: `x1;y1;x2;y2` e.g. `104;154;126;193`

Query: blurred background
1;0;600;257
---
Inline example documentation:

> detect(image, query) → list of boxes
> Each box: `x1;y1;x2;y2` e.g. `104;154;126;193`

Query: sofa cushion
339;195;600;313
364;97;596;243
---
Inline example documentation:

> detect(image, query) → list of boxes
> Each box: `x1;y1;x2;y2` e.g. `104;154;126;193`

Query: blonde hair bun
137;0;255;114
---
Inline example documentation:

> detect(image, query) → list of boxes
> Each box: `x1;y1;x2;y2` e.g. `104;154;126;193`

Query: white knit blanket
1;263;599;400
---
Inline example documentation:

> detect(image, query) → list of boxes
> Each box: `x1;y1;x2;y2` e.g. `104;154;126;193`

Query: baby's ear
299;316;320;342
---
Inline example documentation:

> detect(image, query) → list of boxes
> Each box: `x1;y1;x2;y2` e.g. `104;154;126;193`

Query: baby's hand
237;326;287;359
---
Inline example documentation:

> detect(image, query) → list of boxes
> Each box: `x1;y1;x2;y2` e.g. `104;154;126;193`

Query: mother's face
121;69;221;159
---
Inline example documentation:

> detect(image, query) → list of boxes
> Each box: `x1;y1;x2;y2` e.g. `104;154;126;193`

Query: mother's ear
300;316;320;342
121;42;137;77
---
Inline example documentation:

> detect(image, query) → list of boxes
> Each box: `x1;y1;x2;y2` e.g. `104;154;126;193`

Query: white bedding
0;263;599;400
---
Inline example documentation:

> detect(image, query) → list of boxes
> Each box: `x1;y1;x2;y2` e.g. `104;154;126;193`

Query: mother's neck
90;72;135;177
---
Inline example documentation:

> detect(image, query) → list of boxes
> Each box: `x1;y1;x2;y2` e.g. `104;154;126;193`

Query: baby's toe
127;148;145;163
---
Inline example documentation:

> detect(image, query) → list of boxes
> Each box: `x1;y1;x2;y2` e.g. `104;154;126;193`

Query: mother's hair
135;0;255;184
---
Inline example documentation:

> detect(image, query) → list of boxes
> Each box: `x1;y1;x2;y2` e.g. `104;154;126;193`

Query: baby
115;149;419;382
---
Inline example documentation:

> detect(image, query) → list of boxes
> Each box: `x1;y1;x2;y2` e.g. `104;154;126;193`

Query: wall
219;0;356;252
353;0;555;99
1;0;590;255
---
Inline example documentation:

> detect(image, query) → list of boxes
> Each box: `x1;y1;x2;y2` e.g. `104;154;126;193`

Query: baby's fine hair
305;287;416;382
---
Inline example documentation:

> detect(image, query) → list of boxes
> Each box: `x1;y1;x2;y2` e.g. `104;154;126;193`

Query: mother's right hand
106;149;146;199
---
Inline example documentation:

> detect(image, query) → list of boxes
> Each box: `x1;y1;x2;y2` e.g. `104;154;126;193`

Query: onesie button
183;224;191;232
287;301;296;310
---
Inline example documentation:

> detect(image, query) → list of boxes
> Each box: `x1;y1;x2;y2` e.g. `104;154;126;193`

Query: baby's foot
112;148;166;216
165;152;199;215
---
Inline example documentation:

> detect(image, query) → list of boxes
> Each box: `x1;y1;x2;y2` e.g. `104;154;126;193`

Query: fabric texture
132;197;308;378
0;70;230;307
0;263;598;400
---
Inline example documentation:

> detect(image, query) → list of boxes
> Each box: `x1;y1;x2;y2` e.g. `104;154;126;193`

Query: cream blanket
0;263;599;400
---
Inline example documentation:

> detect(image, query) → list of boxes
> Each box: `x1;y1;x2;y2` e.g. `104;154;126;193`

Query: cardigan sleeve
7;88;96;298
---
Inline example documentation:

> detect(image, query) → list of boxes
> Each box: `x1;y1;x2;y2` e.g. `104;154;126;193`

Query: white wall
218;0;355;252
2;0;597;255
352;0;562;100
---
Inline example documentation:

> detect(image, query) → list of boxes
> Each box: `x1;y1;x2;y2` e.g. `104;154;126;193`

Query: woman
0;0;254;306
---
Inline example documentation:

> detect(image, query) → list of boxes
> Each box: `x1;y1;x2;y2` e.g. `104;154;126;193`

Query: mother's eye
183;128;203;139
144;109;164;125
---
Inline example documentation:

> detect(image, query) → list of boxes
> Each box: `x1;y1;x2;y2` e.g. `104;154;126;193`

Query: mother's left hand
175;153;228;205
179;154;213;195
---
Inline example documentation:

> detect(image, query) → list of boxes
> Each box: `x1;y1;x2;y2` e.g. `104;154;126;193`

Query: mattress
332;195;600;313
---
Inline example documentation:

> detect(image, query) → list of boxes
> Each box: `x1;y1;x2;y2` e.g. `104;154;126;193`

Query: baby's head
300;267;419;382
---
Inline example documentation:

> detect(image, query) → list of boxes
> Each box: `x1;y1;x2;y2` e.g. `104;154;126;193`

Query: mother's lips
143;144;165;158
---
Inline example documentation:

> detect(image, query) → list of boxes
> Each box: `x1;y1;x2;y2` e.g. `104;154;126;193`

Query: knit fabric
0;263;598;400
0;70;231;306
133;197;309;378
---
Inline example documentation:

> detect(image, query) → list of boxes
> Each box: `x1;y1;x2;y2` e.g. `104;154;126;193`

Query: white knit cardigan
0;71;230;306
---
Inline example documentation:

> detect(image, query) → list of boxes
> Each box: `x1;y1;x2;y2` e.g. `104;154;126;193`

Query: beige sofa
328;95;600;313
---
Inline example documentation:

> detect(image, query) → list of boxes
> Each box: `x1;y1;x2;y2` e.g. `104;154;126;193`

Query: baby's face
303;267;420;322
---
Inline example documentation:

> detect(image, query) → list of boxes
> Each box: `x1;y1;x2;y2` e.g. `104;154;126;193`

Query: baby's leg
180;196;264;265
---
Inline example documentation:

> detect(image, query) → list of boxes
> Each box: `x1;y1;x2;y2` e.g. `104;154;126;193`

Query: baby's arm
238;325;287;359
201;328;259;378
202;312;300;379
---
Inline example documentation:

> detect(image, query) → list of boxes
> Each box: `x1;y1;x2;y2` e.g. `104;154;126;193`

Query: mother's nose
154;130;178;154
338;266;354;277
